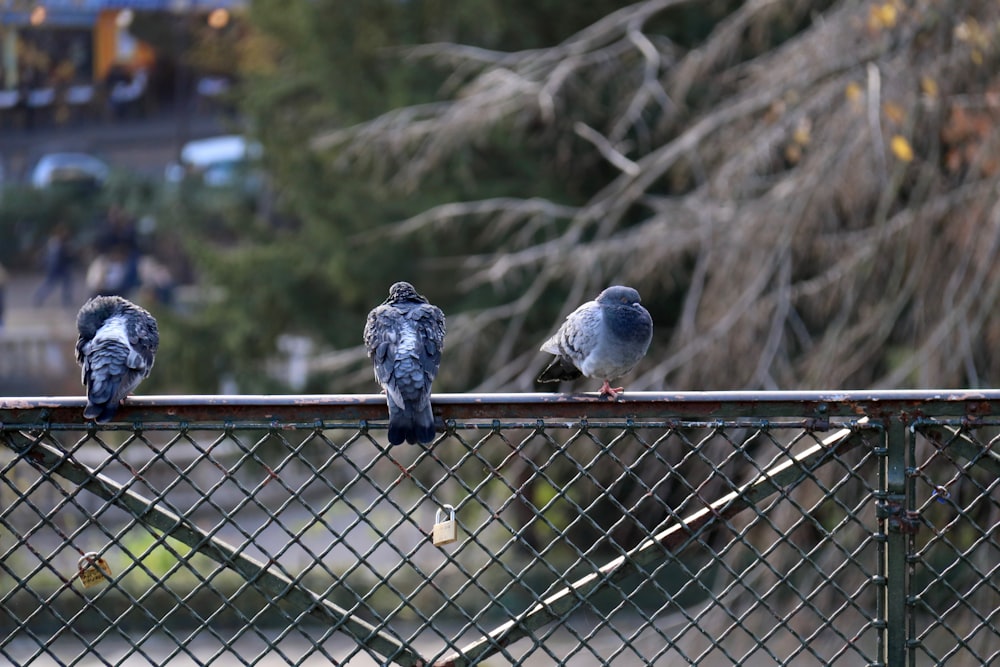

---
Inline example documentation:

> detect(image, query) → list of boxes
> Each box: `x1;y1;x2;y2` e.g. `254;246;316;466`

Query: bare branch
573;122;641;175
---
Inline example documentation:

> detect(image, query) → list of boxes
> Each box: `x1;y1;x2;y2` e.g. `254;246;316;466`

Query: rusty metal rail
2;391;999;666
2;389;997;424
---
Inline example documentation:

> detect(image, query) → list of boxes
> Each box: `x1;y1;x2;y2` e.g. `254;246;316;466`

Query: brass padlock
432;504;458;546
78;552;112;589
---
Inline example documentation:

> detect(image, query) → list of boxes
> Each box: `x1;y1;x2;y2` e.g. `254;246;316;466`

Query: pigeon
75;295;159;423
364;282;446;446
536;285;652;399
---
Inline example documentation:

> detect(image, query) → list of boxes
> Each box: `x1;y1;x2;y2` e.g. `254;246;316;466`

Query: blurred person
52;57;76;125
104;64;132;119
97;205;139;253
0;261;7;328
95;205;141;295
33;224;75;307
86;248;136;299
138;255;175;305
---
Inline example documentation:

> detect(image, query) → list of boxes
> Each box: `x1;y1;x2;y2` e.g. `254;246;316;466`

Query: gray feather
76;295;159;423
364;282;446;446
537;285;652;390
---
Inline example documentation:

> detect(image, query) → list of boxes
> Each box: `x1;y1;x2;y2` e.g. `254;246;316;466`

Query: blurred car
164;135;272;220
31;152;110;190
165;135;262;188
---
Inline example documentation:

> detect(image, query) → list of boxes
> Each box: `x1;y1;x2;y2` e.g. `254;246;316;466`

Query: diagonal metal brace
434;419;872;666
918;423;1000;477
3;431;427;667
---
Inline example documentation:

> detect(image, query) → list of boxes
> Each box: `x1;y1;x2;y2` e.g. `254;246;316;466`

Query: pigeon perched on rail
364;282;446;446
75;295;159;423
536;285;653;399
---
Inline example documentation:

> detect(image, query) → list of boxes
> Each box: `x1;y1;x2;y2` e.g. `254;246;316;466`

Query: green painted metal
882;418;908;667
3;389;1000;426
2;392;998;666
907;423;918;667
432;421;871;667
3;431;422;667
917;421;1000;477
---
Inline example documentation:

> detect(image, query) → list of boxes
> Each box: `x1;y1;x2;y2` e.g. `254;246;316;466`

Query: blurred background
1;0;999;399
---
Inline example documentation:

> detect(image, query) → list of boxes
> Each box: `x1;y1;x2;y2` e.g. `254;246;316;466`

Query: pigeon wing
364;305;407;409
80;338;125;406
540;300;603;367
103;311;159;407
125;311;160;377
75;334;91;384
412;302;446;384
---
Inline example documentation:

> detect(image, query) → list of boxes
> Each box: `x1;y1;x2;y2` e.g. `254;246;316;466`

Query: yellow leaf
883;102;906;125
920;76;938;98
867;8;882;31
793;119;812;146
877;3;898;27
845;82;863;102
869;2;899;30
972;49;983;65
891;135;914;162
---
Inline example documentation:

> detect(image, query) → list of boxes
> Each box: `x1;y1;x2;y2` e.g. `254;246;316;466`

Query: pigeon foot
599;380;624;400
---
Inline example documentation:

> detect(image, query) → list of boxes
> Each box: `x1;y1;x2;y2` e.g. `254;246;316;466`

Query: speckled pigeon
364;282;446;446
75;295;159;423
537;285;653;399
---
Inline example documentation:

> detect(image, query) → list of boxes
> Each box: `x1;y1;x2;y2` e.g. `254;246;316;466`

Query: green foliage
148;0;629;392
0;185;102;269
121;531;194;580
157;0;914;394
0;168;163;276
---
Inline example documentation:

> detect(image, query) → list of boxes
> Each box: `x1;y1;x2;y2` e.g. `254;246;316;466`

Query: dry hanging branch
313;0;1000;395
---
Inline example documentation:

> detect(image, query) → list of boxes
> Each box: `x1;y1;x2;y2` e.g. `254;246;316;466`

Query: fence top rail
1;390;998;426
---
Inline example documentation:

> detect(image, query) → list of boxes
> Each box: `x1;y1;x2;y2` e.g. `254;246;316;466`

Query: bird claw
599;381;624;400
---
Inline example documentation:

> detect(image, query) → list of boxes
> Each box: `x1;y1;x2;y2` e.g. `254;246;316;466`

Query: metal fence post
879;416;909;667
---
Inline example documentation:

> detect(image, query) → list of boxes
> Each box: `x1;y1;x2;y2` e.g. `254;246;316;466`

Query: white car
165;135;262;188
31;152;110;189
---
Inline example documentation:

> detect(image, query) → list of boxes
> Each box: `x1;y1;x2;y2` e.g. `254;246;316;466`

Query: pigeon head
597;285;642;306
386;281;427;305
597;285;651;346
76;295;131;337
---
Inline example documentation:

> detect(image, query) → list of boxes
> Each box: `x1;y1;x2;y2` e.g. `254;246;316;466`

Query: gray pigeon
364;282;446;445
536;285;652;398
75;295;159;423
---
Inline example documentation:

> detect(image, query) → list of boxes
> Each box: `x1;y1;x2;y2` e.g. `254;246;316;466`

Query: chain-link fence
1;392;998;666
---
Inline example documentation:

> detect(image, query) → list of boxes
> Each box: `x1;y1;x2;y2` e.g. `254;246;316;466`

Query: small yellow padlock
78;552;112;589
432;505;458;546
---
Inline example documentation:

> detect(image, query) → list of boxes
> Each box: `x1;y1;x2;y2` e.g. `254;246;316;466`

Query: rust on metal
3;390;1000;428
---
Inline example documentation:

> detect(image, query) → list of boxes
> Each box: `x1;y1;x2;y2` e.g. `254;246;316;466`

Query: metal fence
1;391;998;666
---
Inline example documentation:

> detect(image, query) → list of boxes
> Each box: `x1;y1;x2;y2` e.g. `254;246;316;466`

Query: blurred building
0;0;242;122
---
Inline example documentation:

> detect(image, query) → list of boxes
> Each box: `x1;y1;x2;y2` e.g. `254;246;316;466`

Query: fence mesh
1;393;998;666
909;419;1000;666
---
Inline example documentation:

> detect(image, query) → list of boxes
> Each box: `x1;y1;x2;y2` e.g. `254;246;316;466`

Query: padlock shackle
77;552;101;570
435;504;456;523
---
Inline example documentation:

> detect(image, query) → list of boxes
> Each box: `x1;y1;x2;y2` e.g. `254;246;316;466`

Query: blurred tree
150;0;630;393
153;0;1000;395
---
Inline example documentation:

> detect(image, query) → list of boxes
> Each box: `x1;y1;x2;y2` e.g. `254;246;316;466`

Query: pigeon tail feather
84;400;120;424
84;365;145;423
537;356;583;383
387;403;437;446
